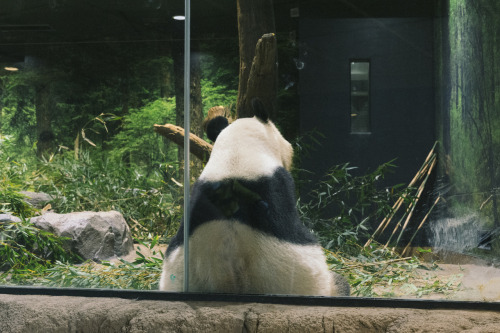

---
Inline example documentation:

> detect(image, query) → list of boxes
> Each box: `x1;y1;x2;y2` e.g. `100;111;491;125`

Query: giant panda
159;99;350;296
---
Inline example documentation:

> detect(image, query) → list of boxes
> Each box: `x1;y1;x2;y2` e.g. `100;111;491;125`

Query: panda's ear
251;98;269;123
206;116;229;142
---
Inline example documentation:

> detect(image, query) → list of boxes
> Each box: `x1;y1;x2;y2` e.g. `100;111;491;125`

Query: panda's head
200;99;293;182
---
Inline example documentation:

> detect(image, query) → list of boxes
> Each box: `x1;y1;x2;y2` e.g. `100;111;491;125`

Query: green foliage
34;151;182;240
0;187;35;219
0;72;37;147
19;236;164;290
0;157;80;283
40;258;162;290
0;217;80;284
199;46;239;118
0;146;37;218
199;45;239;92
299;161;403;254
201;79;238;116
108;98;177;168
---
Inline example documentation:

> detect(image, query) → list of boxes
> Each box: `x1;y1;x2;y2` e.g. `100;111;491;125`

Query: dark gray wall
299;16;435;188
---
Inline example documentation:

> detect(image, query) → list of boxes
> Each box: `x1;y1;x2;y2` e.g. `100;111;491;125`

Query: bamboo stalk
407;141;438;187
367;146;436;245
365;196;404;248
379;197;406;235
364;144;437;248
323;248;412;270
344;257;413;270
388;156;437;252
401;196;441;256
382;155;436;249
384;156;436;252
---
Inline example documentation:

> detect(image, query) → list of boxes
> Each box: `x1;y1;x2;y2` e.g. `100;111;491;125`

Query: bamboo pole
364;143;438;248
383;155;436;249
388;156;437;252
401;196;441;256
344;257;413;270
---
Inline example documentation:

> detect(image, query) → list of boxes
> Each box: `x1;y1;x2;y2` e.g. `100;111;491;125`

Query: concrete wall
1;294;500;332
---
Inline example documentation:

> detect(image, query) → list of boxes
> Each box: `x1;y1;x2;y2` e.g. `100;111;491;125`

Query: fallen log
153;123;213;162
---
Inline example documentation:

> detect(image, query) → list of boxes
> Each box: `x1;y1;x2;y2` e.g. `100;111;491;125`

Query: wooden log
154;124;213;162
237;33;278;119
236;0;276;119
202;105;232;133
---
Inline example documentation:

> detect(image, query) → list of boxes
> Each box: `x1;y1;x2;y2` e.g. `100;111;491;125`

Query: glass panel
1;0;500;305
350;61;370;133
0;1;188;291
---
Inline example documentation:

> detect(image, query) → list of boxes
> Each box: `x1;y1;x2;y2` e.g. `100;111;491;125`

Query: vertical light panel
183;0;191;292
350;61;370;133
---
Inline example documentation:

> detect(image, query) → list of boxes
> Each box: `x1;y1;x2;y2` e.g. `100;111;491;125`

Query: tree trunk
35;83;54;158
236;0;276;119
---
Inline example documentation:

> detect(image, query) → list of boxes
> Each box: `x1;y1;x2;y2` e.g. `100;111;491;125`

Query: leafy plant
0;217;81;284
327;244;462;298
40;257;162;290
0;136;37;209
0;187;36;219
0;151;79;283
299;161;404;254
34;150;182;240
24;236;164;290
201;79;237;117
108;98;177;169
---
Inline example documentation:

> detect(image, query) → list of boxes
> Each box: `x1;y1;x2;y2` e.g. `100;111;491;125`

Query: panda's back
166;167;317;257
187;219;334;295
161;166;335;295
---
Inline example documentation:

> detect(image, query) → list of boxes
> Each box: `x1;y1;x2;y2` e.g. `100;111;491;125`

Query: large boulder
31;211;134;261
0;214;21;223
19;191;53;209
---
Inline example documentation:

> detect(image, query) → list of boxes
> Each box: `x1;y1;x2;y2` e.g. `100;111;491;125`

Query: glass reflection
1;0;500;303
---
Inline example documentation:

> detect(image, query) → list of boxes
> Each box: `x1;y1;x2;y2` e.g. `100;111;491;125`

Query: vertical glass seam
183;0;191;292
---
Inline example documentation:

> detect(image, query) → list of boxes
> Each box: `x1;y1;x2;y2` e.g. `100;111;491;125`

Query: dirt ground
429;263;500;301
119;245;500;302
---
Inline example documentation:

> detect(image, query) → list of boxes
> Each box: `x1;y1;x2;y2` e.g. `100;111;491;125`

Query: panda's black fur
166;167;317;257
160;99;350;296
206;115;228;142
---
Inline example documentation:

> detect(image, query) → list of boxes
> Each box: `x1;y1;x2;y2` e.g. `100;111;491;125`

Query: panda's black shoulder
166;169;318;256
185;167;317;245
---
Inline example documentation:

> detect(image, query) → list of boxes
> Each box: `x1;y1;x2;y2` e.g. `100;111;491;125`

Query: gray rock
0;214;21;223
31;211;134;261
19;191;53;209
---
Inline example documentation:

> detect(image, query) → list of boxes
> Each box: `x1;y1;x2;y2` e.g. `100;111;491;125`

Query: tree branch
154;124;213;162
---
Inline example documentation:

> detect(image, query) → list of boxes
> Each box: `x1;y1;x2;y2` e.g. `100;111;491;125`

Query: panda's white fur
160;221;337;294
199;116;293;182
160;100;349;296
